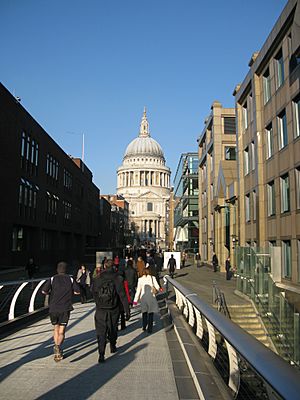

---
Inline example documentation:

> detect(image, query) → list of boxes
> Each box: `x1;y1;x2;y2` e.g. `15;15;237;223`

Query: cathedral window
147;202;153;211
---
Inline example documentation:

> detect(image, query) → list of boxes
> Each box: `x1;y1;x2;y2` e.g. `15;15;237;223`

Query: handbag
151;276;158;295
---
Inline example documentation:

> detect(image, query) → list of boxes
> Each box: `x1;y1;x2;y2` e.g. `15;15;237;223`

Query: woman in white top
133;267;160;333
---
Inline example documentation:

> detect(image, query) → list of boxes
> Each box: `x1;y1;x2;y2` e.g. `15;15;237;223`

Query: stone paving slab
0;303;179;400
168;263;249;306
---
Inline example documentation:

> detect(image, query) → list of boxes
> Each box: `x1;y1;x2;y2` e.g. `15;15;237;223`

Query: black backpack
97;277;118;309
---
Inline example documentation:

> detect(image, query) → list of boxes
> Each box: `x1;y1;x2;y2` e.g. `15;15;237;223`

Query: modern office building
234;0;300;293
173;153;199;253
0;83;100;269
117;108;171;247
197;102;237;270
232;0;300;364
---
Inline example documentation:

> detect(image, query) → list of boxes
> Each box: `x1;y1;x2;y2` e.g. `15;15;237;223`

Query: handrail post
212;280;216;304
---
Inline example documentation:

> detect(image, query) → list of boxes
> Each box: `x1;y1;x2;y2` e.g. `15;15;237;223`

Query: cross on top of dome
139;106;150;138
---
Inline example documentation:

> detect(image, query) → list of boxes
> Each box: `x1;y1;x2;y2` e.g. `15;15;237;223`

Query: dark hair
141;267;150;276
57;261;67;274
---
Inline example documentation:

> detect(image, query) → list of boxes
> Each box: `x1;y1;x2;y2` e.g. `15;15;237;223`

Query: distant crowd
41;249;165;363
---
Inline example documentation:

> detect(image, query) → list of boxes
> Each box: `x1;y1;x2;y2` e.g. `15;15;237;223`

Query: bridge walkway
0;302;180;400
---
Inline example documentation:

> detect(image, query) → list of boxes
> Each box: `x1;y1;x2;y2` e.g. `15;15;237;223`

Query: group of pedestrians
42;252;163;363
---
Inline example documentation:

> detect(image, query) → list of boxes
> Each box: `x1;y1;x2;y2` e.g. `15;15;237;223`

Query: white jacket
134;275;160;313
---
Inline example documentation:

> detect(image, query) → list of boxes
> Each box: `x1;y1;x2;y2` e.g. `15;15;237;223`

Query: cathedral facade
117;109;171;247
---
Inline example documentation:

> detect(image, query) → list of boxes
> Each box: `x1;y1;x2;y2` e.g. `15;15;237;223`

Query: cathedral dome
124;136;164;159
123;108;165;162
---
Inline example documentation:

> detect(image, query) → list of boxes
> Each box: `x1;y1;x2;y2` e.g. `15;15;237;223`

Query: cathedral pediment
137;190;163;199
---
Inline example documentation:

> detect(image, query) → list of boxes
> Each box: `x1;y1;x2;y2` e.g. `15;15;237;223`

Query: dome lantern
123;108;165;162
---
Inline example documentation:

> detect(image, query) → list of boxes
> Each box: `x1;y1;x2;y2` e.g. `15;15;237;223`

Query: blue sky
1;0;287;193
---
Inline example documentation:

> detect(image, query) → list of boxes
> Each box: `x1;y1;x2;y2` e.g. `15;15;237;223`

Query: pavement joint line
173;324;205;400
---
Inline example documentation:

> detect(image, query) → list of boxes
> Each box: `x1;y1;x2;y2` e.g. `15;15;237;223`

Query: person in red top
113;255;120;269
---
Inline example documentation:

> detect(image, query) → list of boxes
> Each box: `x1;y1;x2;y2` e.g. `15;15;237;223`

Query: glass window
21;132;26;157
249;93;253;122
31;140;35;164
147;202;153;212
282;240;291;278
26;136;30;160
265;123;274;159
292;96;300;138
12;227;23;251
269;240;276;249
280;174;290;213
250;141;255;170
203;216;207;233
267;181;275;216
295;167;300;209
253;190;256;221
225;146;236;160
223;117;236;134
245;194;250;222
242;101;248;130
244;147;249;175
277;110;288;149
263;68;271;104
275;49;284;89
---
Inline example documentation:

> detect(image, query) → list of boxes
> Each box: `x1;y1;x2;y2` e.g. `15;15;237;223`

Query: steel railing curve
164;275;300;400
0;278;48;323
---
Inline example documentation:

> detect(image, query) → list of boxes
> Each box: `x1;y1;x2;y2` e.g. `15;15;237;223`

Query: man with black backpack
92;259;130;363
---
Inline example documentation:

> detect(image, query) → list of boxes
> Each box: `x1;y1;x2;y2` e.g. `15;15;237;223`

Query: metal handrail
212;282;231;319
165;276;300;400
0;277;48;322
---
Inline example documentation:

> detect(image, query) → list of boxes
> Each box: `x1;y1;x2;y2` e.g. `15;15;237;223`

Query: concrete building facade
198;102;237;270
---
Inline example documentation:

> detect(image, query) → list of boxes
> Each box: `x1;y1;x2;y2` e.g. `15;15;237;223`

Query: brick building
0;83;100;270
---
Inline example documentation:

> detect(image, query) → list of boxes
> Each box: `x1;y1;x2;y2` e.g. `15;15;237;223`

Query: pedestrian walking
181;252;187;268
93;264;102;279
101;257;107;269
113;255;120;269
42;261;80;362
195;253;201;268
212;252;219;272
136;256;146;278
92;259;130;363
124;259;138;305
76;264;91;303
25;257;37;279
133;267;160;334
225;257;232;280
117;268;131;330
146;251;161;287
167;254;176;278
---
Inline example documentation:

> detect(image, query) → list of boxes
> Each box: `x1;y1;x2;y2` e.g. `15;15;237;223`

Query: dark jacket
92;268;129;314
125;265;138;288
42;274;80;313
146;256;156;276
167;257;176;268
212;255;219;265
